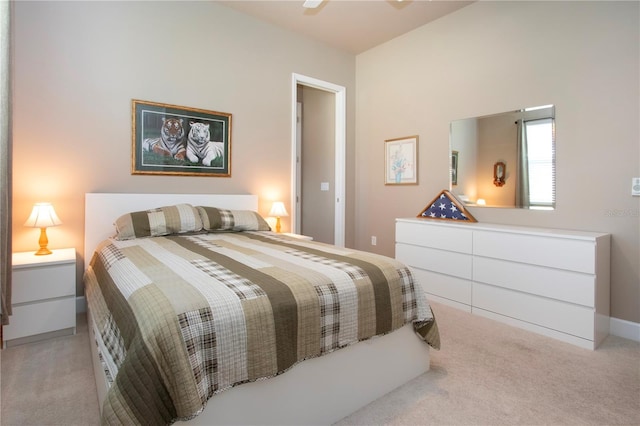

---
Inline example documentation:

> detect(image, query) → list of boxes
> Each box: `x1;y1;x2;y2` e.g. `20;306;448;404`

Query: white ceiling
217;0;474;54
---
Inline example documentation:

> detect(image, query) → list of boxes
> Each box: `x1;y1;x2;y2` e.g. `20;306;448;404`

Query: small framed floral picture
385;135;418;185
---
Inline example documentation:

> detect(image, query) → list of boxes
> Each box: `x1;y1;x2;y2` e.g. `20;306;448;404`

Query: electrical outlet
632;177;640;196
371;236;377;246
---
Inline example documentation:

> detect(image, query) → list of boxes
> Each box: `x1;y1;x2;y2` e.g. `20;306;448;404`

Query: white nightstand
3;248;77;348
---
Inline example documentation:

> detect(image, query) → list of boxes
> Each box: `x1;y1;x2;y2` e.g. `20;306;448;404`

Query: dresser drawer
12;263;75;304
473;283;594;340
3;298;76;341
412;268;471;306
396;221;472;254
473;231;597;273
396;243;472;280
473;257;596;307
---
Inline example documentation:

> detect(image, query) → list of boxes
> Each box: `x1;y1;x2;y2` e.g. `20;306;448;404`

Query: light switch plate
632;177;640;196
320;182;329;191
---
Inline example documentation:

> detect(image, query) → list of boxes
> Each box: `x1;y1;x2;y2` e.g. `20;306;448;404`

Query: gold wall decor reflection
493;161;506;187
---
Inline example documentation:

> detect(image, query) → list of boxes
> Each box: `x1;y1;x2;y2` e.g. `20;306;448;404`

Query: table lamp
24;202;62;255
268;201;288;233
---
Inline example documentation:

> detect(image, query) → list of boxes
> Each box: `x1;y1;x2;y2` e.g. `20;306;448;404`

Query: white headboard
84;193;258;265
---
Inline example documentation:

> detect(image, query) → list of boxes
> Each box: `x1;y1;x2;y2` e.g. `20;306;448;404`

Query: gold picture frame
132;99;232;177
385;135;418;185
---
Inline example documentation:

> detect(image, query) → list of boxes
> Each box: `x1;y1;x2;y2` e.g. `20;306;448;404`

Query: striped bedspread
84;231;440;425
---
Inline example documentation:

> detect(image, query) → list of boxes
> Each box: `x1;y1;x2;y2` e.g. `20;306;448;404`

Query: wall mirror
450;104;555;209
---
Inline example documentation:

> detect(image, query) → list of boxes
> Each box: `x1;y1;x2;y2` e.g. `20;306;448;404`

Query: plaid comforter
84;231;440;425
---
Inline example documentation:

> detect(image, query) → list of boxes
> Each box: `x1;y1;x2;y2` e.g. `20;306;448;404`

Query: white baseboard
76;296;87;314
610;317;640;342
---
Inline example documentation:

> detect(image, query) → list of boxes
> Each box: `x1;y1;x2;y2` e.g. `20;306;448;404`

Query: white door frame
291;73;346;247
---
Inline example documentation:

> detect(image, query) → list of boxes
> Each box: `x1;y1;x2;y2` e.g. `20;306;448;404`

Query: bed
83;193;440;425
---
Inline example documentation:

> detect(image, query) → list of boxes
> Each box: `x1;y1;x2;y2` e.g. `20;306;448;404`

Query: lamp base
35;247;53;256
35;227;52;255
275;217;282;233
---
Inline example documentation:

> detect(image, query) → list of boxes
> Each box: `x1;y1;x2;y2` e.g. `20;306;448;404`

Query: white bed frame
84;193;431;425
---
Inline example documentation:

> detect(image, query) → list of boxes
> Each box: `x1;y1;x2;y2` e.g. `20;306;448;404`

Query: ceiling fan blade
303;0;323;8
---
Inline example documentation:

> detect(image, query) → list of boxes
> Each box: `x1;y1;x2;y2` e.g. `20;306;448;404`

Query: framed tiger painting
132;99;232;177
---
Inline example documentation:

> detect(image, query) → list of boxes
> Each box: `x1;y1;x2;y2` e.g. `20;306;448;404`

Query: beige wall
12;1;356;294
355;1;640;323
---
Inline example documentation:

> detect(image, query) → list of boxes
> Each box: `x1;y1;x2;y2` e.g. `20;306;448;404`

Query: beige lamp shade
268;201;289;218
24;203;62;228
24;203;62;255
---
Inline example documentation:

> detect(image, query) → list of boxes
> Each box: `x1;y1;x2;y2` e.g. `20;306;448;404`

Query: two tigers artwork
143;117;224;166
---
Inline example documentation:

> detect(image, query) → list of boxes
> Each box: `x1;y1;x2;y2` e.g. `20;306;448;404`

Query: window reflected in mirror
450;105;555;209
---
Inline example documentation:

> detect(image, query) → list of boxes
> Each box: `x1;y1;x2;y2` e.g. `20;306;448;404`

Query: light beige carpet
337;303;640;425
1;304;639;425
1;314;100;426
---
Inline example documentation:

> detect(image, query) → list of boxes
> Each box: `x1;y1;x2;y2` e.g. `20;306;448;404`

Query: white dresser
396;218;610;349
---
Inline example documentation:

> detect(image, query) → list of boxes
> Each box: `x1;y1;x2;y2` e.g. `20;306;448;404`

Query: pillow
114;203;203;240
196;206;271;232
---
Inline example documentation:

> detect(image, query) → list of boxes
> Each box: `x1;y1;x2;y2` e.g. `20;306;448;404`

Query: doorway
291;73;346;247
298;86;335;243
